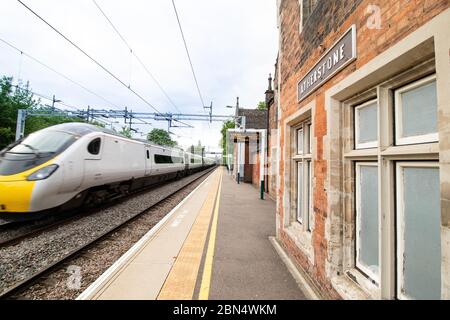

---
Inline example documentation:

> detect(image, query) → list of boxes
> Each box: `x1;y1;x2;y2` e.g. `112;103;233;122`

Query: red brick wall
277;0;449;297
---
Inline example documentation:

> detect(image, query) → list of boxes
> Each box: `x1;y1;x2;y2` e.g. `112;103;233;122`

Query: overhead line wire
171;0;206;109
0;37;120;109
91;0;182;114
16;0;191;128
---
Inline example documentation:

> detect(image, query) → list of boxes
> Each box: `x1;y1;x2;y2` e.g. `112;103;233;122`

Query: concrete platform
77;167;307;300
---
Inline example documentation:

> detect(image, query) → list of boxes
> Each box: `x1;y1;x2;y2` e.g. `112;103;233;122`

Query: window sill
344;149;378;159
285;222;314;265
331;268;380;300
380;142;439;158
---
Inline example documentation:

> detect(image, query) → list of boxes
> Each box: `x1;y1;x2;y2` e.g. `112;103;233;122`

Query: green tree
24;106;85;136
0;76;101;149
118;126;133;138
220;119;235;164
257;101;267;110
0;77;39;148
147;128;178;147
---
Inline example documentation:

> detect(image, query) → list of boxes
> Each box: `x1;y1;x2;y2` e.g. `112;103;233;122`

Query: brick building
273;0;450;299
228;105;267;192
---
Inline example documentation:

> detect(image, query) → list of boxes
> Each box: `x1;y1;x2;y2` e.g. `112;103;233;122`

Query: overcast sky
0;0;278;150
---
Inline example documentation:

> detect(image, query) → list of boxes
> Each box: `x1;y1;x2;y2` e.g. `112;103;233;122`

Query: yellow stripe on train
0;158;56;213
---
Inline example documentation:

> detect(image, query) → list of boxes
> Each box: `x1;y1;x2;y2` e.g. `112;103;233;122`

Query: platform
77;167;307;300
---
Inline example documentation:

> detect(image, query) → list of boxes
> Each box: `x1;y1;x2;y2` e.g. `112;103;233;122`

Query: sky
0;0;278;151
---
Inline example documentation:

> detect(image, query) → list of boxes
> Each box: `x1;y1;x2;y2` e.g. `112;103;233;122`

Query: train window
154;154;172;164
154;154;184;164
87;138;101;155
146;150;150;159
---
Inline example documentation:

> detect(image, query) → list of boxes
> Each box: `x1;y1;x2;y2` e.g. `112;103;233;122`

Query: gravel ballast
0;169;214;299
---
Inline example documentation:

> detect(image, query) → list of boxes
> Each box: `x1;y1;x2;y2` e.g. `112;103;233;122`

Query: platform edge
76;171;216;300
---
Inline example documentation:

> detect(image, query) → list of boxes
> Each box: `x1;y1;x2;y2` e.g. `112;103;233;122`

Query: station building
273;0;450;299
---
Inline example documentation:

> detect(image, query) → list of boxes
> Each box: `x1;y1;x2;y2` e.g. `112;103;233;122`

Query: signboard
297;24;356;102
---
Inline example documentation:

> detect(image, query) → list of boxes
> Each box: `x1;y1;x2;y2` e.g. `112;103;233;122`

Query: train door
184;153;189;171
145;146;152;176
84;136;104;186
60;155;85;193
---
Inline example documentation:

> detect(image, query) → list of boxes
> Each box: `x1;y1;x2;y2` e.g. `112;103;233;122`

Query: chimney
265;74;275;105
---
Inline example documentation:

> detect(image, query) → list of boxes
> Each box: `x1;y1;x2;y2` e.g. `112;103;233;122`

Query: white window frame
294;120;313;230
354;99;378;150
308;123;313;154
395;161;440;300
394;75;438;146
355;162;380;283
307;160;313;231
297;161;304;223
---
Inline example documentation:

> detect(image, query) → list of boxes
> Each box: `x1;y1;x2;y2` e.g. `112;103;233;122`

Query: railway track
0;167;216;299
0;168;216;248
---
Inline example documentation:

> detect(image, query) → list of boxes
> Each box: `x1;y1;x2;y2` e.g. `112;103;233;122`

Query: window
342;68;442;299
87;138;101;155
307;160;313;230
396;162;441;300
154;154;183;164
395;75;438;145
307;123;312;154
300;0;319;30
294;120;313;230
355;162;379;282
297;128;304;154
146;150;150;159
10;131;77;154
355;100;378;149
297;162;303;223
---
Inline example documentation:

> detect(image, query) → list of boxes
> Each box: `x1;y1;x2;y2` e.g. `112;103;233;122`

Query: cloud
0;0;278;148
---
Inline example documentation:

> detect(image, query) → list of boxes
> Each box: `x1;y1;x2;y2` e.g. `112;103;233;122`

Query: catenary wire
91;0;182;114
171;0;206;109
16;0;191;128
0;37;120;109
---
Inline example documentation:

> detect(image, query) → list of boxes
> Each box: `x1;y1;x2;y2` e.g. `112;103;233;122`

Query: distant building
227;100;268;195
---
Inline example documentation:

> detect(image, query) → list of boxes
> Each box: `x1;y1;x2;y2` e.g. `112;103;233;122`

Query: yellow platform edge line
156;168;221;300
198;168;223;300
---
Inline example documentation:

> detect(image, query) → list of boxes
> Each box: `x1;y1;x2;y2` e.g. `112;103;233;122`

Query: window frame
293;119;313;230
394;74;438;146
355;161;380;283
395;161;440;300
340;61;441;299
354;99;379;150
297;161;304;223
299;0;319;32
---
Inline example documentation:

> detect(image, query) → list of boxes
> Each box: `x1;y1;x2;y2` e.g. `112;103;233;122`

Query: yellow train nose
0;158;57;213
0;179;35;213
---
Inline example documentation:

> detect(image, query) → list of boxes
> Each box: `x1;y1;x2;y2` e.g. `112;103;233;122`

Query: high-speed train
0;123;215;218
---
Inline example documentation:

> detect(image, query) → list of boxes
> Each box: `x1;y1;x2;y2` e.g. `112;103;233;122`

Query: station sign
297;24;356;102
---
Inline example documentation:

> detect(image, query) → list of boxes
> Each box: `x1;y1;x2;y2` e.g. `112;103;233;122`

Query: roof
236;108;267;129
43;122;120;137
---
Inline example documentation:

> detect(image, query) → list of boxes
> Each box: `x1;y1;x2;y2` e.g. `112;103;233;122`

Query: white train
0;123;215;218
